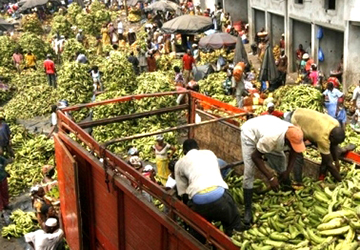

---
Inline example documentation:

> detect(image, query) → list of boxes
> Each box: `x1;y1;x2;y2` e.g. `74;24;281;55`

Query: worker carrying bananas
241;115;306;227
284;108;355;182
175;139;243;237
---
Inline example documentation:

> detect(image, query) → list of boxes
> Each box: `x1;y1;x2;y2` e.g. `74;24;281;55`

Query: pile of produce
198;72;235;103
99;51;136;92
199;49;234;65
18;32;53;60
156;54;182;71
50;15;73;38
344;84;357;111
0;36;18;67
93;9;111;26
89;0;105;12
343;126;360;153
228;163;360;249
6;134;54;196
21;14;43;35
75;13;97;36
10;69;47;90
1;209;39;239
4;85;57;120
66;3;82;24
273;45;281;61
128;7;141;23
273;85;323;112
61;38;87;62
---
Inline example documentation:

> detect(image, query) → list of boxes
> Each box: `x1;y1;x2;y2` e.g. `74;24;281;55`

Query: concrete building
246;0;360;90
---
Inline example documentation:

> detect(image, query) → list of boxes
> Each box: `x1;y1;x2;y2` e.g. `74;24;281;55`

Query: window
295;0;304;4
325;0;336;10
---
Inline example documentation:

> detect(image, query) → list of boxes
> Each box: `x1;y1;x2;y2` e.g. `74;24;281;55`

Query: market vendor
241;115;305;226
24;50;37;70
284;108;351;182
0;115;14;158
323;82;344;118
153;135;176;185
175;139;243;236
182;49;197;84
261;102;284;118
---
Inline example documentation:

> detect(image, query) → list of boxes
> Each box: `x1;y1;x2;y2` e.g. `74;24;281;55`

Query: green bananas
1;209;39;239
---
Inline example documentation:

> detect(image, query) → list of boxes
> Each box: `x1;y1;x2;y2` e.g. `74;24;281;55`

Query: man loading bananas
284;108;355;183
241;115;306;227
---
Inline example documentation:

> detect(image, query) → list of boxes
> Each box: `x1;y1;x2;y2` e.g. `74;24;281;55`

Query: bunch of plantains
1;210;39;239
228;163;360;249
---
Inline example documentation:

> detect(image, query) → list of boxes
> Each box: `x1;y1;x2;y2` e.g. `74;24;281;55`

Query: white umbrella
145;0;179;12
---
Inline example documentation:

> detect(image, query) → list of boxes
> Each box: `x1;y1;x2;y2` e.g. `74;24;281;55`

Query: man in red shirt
261;102;284;118
44;54;56;88
182;49;196;84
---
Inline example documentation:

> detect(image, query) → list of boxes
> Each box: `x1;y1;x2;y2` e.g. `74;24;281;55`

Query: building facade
199;0;360;90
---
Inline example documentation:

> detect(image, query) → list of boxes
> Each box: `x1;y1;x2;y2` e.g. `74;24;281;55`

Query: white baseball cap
143;165;153;172
267;102;274;108
45;218;58;227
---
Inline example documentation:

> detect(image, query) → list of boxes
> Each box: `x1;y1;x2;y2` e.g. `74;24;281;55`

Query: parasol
199;32;237;49
18;0;60;12
145;0;179;12
0;18;15;31
162;15;213;35
233;35;249;66
259;44;279;82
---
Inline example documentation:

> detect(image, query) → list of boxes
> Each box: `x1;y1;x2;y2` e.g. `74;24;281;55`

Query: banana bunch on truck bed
228;164;360;249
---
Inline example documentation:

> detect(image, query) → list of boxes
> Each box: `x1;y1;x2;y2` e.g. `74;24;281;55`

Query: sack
217;56;226;67
317;27;323;39
233;62;245;82
318;47;325;62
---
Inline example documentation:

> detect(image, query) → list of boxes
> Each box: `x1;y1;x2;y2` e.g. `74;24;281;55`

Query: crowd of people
2;0;360;248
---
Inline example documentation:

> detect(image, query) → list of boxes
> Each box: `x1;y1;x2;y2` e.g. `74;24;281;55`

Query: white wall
271;13;284;47
343;22;360;90
344;0;360;22
223;0;248;23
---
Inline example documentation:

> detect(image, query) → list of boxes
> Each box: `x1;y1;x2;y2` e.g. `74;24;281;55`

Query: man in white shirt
175;139;243;237
241;115;305;227
117;18;123;40
25;218;64;250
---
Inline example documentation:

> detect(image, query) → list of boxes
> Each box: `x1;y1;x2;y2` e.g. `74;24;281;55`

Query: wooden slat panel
54;135;82;250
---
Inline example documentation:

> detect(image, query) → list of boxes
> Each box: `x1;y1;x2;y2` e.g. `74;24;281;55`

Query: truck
54;90;360;249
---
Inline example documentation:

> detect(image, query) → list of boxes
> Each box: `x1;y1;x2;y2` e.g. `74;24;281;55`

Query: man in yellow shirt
24;51;37;70
286;108;346;182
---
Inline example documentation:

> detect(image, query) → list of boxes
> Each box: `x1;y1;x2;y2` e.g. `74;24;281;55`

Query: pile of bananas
1;210;39;239
343;126;360;152
89;0;105;12
75;13;97;36
93;9;111;27
99;51;136;92
273;85;323;112
18;32;54;60
199;49;234;65
66;3;82;24
344;84;357;111
128;7;141;23
156;54;182;71
273;45;280;62
198;72;235;103
50;15;73;38
6;134;54;196
228;163;360;249
0;36;18;67
10;69;47;90
4;85;57;120
21;14;43;35
61;38;87;62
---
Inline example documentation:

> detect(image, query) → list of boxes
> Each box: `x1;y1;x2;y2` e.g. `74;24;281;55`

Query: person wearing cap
24;50;37;70
241;115;305;226
276;49;288;86
175;139;243;237
101;24;111;46
285;108;348;182
153;135;176;185
127;28;137;45
279;34;285;49
0;116;14;158
0;156;11;214
43;54;56;88
127;147;143;170
323;82;344;118
76;29;84;44
261;102;284;118
25;217;64;250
